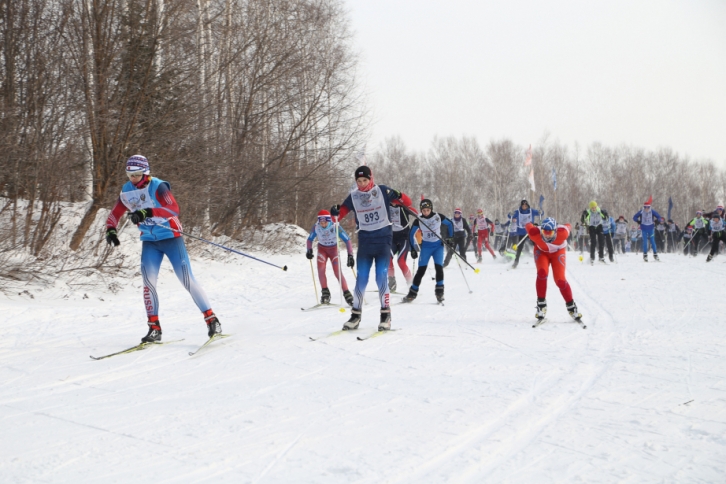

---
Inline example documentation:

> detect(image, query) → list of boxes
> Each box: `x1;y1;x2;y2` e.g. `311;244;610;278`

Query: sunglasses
542;229;555;238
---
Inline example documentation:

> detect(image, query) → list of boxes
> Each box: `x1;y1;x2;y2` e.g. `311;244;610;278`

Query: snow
1;248;725;482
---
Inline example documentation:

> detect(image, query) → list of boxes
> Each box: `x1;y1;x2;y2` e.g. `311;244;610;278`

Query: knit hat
354;165;371;180
126;155;150;175
589;200;597;209
454;208;462;214
644;195;652;207
477;208;483;214
420;199;433;210
317;210;332;222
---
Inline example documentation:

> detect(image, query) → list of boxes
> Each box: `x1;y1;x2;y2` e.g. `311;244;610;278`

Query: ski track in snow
1;251;726;482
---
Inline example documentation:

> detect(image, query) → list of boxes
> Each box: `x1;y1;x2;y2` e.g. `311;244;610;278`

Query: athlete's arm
106;198;127;229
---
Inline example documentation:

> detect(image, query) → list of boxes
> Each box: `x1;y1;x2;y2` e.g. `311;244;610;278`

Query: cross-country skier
387;196;416;292
493;218;506;253
666;219;680;253
614;216;629;254
526;218;582;324
601;210;616;262
331;165;413;331
681;225;694;255
473;209;496;262
630;224;642;254
655;218;667;252
511;200;542;268
633;197;662;262
706;212;725;262
685;210;709;256
467;214;478;254
306;210;354;306
581;201;609;264
403;199;455;303
443;208;472;267
105;155;221;343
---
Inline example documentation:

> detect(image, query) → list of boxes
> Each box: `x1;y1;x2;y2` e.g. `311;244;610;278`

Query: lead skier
633;197;662;262
105;155;221;342
526;218;582;324
331;166;414;331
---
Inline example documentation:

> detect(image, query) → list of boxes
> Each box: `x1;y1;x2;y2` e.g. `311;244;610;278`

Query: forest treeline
1;0;725;267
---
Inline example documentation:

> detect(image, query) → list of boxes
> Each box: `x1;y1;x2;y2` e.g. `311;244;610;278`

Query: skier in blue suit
402;199;454;304
512;199;542;268
633;196;662;262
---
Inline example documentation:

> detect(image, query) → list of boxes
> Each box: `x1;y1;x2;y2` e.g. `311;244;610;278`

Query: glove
347;254;355;268
444;237;454;249
410;249;418;259
129;209;151;225
389;189;402;201
106;228;120;246
306;249;314;260
330;204;341;217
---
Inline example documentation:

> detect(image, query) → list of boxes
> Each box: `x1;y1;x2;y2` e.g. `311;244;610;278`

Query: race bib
350;185;391;231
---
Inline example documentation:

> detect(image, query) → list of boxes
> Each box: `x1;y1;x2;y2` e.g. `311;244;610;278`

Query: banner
551;168;557;191
539;195;545;211
668;197;673;220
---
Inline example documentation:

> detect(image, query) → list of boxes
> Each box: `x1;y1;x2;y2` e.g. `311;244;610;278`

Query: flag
668;197;673;220
528;168;535;192
551;168;557;191
524;145;532;166
539;195;545;211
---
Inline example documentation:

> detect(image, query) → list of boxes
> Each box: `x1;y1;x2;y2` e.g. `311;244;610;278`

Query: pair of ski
301;303;347;311
309;328;399;342
533;315;586;329
89;334;232;360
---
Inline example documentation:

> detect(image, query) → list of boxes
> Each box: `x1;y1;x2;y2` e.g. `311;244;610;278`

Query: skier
493;218;506;253
577;222;588;254
387;196;416;292
443;208;472;267
526;218;582;324
630;224;642;254
601;210;616;262
403;199;454;303
467;214;478;254
633;197;662;261
306;210;354;306
104;155;221;343
685;210;709;256
511;200;542;269
473;208;496;262
581;200;609;264
655;218;667;252
706;212;726;262
681;225;694;255
666;219;680;253
331;165;413;331
506;212;518;253
613;216;629;254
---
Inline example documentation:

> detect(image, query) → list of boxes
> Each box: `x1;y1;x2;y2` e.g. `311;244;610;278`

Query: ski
188;334;232;356
309;330;347;341
532;318;547;328
357;328;400;341
90;339;184;360
301;303;341;311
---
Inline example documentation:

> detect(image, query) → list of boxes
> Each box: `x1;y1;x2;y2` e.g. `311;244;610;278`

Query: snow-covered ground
1;247;725;483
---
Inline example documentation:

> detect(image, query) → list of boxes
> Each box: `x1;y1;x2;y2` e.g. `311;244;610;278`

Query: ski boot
512;259;519;269
320;287;331;304
343;309;362;330
535;298;547;320
492;254;497;260
204;309;222;337
707;254;713;262
388;276;397;293
435;285;445;303
653;254;660;262
609;256;614;263
566;300;582;320
590;258;594;266
378;307;391;331
477;255;483;263
643;254;648;262
599;258;606;264
343;289;354;306
141;316;162;343
402;286;419;303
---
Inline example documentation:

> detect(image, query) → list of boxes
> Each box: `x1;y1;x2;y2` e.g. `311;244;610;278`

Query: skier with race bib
331;166;414;331
443;208;472;267
512;200;542;268
403;199;455;304
581;201;609;265
306;210;354;306
527;218;583;326
104;155;221;343
472;209;496;262
387;196;416;292
632;196;662;262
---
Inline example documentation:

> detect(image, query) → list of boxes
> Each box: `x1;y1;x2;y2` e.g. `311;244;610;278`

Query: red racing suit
526;222;573;302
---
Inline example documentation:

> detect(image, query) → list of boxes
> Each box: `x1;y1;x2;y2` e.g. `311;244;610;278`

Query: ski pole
309;258;319;303
512;234;529;251
334;219;345;309
400;205;480;273
145;219;288;271
608;233;618;263
455;251;473;293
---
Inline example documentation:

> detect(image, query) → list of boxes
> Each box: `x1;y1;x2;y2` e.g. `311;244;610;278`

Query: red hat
317;210;332;222
454;208;462;214
644;196;652;207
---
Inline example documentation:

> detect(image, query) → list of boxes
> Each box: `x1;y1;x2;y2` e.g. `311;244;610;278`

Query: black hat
420;199;433;210
521;199;529;207
354;165;371;180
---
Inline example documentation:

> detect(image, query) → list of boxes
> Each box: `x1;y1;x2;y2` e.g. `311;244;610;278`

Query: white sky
345;0;726;166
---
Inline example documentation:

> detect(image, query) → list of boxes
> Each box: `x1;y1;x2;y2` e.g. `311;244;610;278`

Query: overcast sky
345;0;726;166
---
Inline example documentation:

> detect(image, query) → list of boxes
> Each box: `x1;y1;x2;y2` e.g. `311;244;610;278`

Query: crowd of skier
104;155;725;347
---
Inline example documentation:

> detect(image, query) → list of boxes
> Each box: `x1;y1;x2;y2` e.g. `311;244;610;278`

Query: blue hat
541;217;557;232
126;155;150;175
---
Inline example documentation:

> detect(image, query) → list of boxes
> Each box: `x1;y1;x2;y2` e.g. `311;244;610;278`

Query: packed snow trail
1;251;725;482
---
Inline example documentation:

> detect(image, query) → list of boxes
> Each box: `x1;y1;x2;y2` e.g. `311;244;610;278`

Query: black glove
106;228;120;246
389;189;402;201
330;204;341;217
347;254;355;268
129;209;151;225
444;237;454;249
410;249;418;259
306;249;314;260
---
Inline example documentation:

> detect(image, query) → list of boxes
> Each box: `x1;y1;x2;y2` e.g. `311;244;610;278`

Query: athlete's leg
373;243;392;308
316;247;330;288
551;249;574;302
352;245;374;310
397;242;413;284
140;241;165;317
325;245;348;291
482;230;496;257
476;230;485;258
411;245;434;289
432;244;445;286
534;249;550;299
162;237;212;313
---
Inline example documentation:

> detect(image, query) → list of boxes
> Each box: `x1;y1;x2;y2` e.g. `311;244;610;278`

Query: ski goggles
542;229;555;239
126;170;145;177
318;216;332;223
420;202;433;210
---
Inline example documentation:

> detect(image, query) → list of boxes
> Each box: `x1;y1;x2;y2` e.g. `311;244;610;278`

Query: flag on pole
524;145;532;166
539;195;545;211
528;168;535;192
668;197;673;220
551;168;557;191
524;145;535;191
